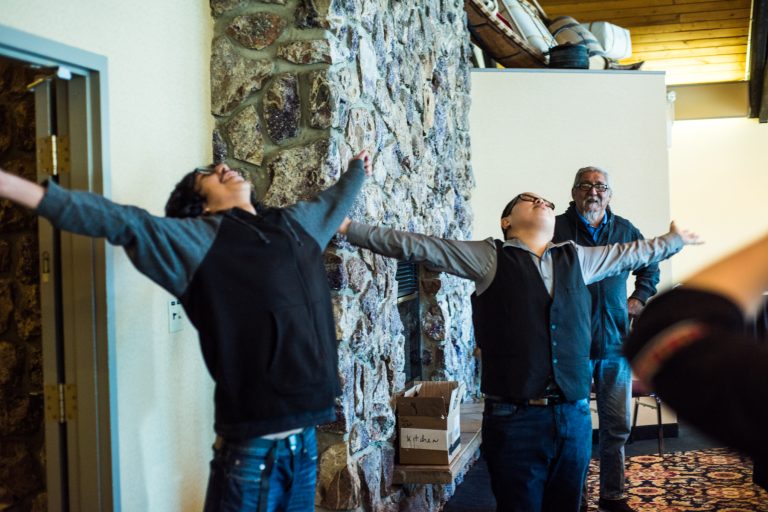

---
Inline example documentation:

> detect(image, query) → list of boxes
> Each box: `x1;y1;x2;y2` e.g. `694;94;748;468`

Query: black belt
485;394;567;406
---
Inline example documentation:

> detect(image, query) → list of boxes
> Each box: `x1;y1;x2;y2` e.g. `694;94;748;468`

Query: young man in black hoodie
0;150;371;511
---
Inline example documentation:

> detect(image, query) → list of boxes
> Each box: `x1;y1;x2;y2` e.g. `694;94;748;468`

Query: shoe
598;498;636;512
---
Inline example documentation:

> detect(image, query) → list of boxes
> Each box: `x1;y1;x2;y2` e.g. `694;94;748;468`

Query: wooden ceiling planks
539;0;752;84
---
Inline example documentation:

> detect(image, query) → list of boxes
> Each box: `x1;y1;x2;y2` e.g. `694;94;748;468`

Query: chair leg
628;398;639;444
655;395;664;455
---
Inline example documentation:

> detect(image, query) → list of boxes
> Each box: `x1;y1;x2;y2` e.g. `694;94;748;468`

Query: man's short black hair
165;170;205;218
500;195;521;220
164;167;265;218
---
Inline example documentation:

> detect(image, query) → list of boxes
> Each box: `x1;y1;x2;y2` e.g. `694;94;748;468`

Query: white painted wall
0;2;215;510
668;117;768;282
469;69;674;286
469;69;678;428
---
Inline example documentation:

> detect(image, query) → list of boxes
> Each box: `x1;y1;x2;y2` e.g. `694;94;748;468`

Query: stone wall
209;1;477;509
0;58;46;511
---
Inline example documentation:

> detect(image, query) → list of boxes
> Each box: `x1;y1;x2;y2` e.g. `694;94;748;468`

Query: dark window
396;261;422;381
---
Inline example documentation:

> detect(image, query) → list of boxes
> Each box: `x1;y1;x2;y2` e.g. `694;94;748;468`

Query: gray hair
572;166;611;189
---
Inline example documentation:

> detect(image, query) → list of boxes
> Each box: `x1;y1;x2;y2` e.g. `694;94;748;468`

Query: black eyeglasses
194;165;216;176
575;182;610;192
195;165;246;178
502;193;556;217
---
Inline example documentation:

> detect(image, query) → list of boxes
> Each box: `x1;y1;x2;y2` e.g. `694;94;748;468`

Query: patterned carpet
586;448;768;511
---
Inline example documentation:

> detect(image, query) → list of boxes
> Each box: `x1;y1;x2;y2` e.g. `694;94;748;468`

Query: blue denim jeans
203;427;318;512
481;398;592;512
592;358;632;500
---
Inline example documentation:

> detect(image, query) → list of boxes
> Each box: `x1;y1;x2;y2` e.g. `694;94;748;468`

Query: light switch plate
168;299;184;333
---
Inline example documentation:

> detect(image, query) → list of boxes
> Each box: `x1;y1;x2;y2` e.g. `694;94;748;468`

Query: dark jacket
182;208;340;439
554;203;659;359
471;241;592;401
37;162;366;438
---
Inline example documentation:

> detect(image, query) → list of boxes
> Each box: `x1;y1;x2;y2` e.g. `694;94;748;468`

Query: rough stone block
0;394;42;436
224;105;264;165
210;37;273;116
296;0;332;29
212;128;227;164
380;443;397;496
0;281;13;335
27;344;42;391
13;283;40;341
263;73;300;145
15;235;37;285
0;441;43;500
324;252;347;291
308;71;334;129
316;441;360;509
345;256;369;293
210;0;245;17
0;341;20;389
263;139;331;207
226;13;286;50
345;108;375;158
0;200;36;232
0;241;9;274
422;304;445;341
13;98;35;152
0;106;11;155
356;34;379;100
278;40;332;64
357;448;382;510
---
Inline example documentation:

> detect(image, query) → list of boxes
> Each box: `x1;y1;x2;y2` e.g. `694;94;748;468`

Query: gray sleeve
36;180;218;297
576;233;684;285
346;221;497;289
283;160;365;248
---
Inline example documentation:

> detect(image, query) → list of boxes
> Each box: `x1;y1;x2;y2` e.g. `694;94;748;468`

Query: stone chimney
209;1;478;509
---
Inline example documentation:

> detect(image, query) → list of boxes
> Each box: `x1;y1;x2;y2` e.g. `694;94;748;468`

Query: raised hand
337;217;352;235
0;167;45;209
352;149;373;176
670;221;704;245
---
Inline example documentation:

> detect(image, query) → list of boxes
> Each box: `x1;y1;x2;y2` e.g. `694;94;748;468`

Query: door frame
0;25;118;511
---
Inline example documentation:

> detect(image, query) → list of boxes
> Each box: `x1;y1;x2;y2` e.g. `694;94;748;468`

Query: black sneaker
598;498;636;512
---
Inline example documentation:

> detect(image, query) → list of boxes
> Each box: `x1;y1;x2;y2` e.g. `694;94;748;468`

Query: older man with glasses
338;191;701;512
554;166;659;512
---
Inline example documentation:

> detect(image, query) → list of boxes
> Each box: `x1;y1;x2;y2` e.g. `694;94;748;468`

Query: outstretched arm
0;167;45;208
286;150;372;248
344;221;497;289
1;166;218;297
578;221;702;285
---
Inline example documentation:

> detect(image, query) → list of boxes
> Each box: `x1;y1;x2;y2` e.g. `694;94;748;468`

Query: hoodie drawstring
227;214;271;244
282;216;303;246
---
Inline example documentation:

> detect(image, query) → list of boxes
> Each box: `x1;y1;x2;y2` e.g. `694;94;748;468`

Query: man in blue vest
553;166;655;512
339;192;700;512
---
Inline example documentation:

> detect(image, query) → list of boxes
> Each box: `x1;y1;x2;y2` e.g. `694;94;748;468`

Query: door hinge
37;135;70;176
44;383;77;424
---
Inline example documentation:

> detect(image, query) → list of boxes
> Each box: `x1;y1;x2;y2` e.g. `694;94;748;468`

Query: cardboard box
396;381;465;465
